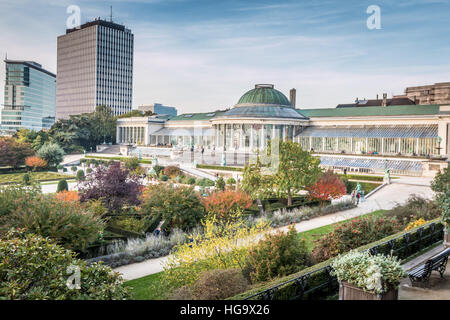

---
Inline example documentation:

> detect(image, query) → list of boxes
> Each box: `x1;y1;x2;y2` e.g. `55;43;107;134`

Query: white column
261;125;266;149
335;137;339;152
381;138;384;154
250;126;254;150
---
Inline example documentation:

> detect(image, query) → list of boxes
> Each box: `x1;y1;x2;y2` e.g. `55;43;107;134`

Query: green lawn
0;171;75;185
125;209;387;299
125;271;168;300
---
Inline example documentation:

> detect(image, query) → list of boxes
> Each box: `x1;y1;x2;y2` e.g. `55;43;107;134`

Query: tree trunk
287;190;292;206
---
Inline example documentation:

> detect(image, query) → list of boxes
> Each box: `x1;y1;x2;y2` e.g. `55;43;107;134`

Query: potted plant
331;250;406;300
57;165;64;173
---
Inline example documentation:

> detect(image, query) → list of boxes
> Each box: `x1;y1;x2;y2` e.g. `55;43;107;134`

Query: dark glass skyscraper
1;60;56;134
56;19;133;119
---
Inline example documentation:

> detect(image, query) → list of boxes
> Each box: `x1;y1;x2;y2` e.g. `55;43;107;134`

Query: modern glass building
56;19;133;119
1;59;56;134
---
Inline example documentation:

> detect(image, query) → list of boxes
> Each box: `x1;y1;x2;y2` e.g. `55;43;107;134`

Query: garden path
114;180;435;281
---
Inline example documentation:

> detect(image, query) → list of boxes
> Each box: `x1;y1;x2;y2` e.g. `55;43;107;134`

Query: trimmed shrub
57;179;69;192
57;165;64;170
215;176;225;191
22;173;31;185
71;166;77;172
186;177;196;185
86;167;93;174
160;175;169;182
0;230;130;300
246;226;311;283
172;269;250;300
197;178;215;187
76;169;85;181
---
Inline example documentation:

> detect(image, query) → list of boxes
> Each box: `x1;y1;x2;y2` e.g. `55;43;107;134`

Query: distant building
1;59;56;134
405;82;450;105
337;94;415;108
56;18;133;119
138;103;178;116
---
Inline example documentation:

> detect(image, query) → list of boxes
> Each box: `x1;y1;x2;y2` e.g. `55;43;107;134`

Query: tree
0;230;130;300
91;105;116;144
0;137;34;168
241;157;273;200
78;162;142;214
123;157;140;171
25;156;47;171
140;184;205;232
306;170;347;206
37;142;65;167
431;166;449;193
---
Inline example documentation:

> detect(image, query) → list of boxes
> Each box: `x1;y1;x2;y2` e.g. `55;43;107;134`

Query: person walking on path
356;192;361;205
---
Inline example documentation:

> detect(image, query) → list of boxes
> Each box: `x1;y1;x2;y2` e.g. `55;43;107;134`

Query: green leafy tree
123;156;140;171
37;142;65;167
241;157;272;200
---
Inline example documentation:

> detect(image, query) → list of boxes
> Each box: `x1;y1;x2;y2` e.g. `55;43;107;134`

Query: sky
1;0;450;114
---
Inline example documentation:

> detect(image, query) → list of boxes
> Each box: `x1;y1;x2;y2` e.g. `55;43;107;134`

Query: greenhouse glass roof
296;125;437;138
319;156;423;172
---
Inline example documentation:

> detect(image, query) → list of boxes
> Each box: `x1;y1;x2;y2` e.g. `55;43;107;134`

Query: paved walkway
114;181;435;281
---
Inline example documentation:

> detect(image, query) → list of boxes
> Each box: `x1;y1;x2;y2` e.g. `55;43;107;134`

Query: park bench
408;248;450;287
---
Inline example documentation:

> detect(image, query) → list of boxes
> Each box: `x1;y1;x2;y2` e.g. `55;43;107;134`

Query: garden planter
339;282;398;300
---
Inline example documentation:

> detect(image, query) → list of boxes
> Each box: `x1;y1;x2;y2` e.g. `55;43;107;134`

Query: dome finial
255;84;274;89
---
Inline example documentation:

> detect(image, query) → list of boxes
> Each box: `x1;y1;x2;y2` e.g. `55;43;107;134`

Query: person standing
356;192;361;205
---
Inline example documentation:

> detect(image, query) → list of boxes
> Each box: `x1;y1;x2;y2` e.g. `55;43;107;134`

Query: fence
243;221;444;300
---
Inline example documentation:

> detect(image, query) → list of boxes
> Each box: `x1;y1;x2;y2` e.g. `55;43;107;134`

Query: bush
140;184;205;232
37;142;65;167
160;175;169;182
215;176;225;191
22;173;31;185
57;165;64;170
63;167;68;172
384;195;442;227
123;157;140;171
76;169;85;181
186;177;196;185
57;179;69;192
0;230;130;299
246;226;311;283
172;269;250;300
307;170;346;205
56;190;79;202
311;215;402;263
202;190;252;223
163;166;181;178
113;216;148;233
0;184;41;218
431;166;449;193
197;178;215;187
153;165;164;177
71;166;77;172
25;156;47;171
331;250;406;294
226;177;236;185
0;195;104;251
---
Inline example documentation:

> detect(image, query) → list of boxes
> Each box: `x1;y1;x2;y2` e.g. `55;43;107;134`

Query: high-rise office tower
1;59;56;134
56;19;133;119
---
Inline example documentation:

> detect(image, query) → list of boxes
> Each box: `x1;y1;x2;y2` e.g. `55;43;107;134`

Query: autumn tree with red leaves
307;170;346;206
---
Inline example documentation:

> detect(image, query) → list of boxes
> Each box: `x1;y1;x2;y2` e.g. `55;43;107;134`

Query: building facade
56;19;133;119
1;60;56;134
405;82;450;105
117;84;450;176
138;103;178;116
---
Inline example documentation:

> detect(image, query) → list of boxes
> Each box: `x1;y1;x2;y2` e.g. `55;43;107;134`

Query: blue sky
1;0;450;114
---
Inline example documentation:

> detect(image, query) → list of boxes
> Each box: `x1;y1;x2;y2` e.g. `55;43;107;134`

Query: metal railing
243;221;444;300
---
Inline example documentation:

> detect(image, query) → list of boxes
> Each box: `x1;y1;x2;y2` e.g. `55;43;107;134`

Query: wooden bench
408;248;450;287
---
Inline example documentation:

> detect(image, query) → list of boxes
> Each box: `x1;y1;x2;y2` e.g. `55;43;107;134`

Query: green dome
237;84;291;106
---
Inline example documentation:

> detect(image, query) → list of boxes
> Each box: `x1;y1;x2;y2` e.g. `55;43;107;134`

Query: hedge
196;164;243;172
84;156;152;164
231;219;443;300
